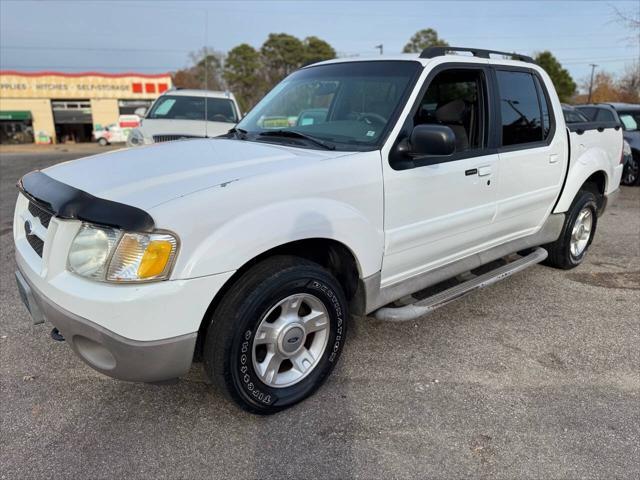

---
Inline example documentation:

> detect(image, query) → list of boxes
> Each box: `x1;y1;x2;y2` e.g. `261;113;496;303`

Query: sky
1;0;638;89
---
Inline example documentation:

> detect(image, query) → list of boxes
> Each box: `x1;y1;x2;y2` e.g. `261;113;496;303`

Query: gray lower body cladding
359;213;565;315
15;268;196;382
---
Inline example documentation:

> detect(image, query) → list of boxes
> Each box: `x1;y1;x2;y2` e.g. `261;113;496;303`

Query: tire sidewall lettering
233;276;347;408
307;280;344;364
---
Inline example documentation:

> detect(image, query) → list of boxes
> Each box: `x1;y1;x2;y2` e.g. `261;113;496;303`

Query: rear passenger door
491;67;567;240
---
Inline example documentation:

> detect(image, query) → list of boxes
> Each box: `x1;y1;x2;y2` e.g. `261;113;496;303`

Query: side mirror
134;107;147;118
410;124;456;156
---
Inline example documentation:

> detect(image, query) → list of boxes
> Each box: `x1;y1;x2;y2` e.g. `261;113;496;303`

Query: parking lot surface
1;145;639;479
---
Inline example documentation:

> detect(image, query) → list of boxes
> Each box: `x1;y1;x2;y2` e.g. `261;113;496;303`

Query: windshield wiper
228;127;248;140
258;130;336;150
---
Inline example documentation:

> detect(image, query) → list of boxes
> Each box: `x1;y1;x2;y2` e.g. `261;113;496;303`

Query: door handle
477;166;492;177
549;154;559;164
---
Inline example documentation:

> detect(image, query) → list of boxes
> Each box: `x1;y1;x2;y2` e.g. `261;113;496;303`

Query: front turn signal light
138;240;174;279
106;231;178;282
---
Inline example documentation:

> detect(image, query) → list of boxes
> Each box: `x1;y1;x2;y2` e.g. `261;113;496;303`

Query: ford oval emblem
287;336;300;344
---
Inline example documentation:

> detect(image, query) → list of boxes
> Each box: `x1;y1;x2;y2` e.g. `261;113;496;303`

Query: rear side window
576;107;596;120
533;76;552;139
594;108;615;122
496;70;543;146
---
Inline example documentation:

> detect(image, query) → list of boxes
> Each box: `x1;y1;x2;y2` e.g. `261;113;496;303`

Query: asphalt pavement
1;144;639;479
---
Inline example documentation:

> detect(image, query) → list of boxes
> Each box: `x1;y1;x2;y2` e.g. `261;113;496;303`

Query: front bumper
16;267;196;382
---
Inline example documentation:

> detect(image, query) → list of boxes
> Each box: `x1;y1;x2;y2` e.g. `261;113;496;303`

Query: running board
373;247;548;322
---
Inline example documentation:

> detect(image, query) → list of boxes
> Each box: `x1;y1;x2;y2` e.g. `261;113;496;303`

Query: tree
578;71;620;103
303;36;336;65
534;51;576;102
402;28;449;53
223;44;266;112
261;33;306;85
611;4;640;45
173;47;225;90
617;63;640;103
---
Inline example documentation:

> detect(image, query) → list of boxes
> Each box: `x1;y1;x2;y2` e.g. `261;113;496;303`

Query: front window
236;61;422;150
147;95;238;123
413;68;487;153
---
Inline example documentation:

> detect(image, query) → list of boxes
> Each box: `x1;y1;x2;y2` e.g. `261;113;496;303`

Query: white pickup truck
14;47;623;414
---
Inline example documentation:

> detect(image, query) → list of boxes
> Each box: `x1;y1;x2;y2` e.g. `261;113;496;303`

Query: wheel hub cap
279;325;305;355
252;293;330;388
570;207;593;258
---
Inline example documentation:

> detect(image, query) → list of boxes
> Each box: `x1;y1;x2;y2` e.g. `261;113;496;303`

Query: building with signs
0;71;172;144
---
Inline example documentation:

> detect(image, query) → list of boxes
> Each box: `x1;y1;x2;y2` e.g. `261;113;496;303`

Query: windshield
147;95;238;123
236;61;422;150
619;112;639;131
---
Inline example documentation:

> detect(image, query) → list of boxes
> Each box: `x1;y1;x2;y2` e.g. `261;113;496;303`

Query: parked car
622;139;636;185
562;104;590;124
14;47;623;414
126;89;241;147
93;115;141;146
576;103;640;185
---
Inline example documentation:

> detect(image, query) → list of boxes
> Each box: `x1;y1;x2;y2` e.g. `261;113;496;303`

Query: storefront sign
0;71;171;99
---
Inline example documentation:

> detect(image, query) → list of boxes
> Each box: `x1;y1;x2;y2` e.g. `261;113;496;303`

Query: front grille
28;201;52;228
26;233;45;257
25;200;52;257
153;134;200;143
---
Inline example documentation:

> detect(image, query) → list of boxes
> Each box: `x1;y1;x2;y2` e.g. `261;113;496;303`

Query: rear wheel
203;255;348;414
543;190;599;269
621;154;639;186
98;137;109;146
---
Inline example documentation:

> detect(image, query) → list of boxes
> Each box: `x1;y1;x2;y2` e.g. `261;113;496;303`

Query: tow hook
50;328;65;342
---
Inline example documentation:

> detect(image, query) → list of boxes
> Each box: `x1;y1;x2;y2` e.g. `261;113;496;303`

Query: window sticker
366;130;376;137
154;99;176;116
300;118;315;126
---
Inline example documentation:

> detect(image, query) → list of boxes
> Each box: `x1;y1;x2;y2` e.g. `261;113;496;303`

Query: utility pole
587;64;598;103
375;44;383;55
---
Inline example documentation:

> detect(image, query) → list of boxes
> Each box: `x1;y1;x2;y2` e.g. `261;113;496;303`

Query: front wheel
543;190;599;270
97;137;109;146
203;256;348;414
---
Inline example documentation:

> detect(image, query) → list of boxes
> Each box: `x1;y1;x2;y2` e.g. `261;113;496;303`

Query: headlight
67;224;178;283
67;225;120;279
126;128;145;147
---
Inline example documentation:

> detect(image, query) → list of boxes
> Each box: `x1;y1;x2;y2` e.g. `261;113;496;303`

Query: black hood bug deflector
17;170;155;233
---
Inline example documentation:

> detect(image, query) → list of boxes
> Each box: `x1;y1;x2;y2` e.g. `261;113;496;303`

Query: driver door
381;64;500;287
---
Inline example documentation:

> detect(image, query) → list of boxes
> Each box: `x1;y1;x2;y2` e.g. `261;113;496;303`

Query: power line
2;57;636;72
0;65;179;71
0;45;193;53
1;44;636;53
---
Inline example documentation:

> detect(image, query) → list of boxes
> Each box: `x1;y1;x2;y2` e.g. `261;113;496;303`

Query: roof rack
419;47;535;63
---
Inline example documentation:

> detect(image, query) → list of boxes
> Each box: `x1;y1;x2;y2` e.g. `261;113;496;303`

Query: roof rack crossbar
419;46;534;63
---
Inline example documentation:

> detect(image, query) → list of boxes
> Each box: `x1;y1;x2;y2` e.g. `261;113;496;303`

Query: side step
373;247;548;322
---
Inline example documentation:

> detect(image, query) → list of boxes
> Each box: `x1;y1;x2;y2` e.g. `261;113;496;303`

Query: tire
621;153;639;186
203;255;348;414
543;190;599;270
98;138;109;146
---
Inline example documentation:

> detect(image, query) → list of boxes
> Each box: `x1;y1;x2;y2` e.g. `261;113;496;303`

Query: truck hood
140;119;234;139
44;139;352;210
